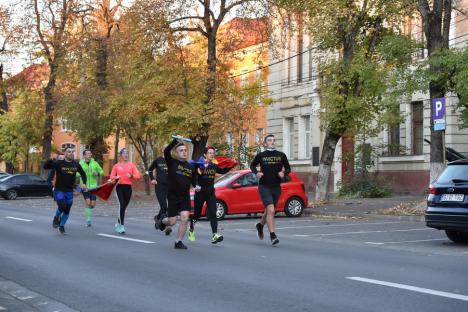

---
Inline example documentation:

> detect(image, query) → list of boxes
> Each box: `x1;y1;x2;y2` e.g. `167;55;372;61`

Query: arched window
61;143;76;153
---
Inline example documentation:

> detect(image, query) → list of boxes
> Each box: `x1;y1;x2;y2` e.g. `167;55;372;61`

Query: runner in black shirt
188;146;232;244
250;134;291;245
148;150;172;235
156;137;199;249
44;148;87;234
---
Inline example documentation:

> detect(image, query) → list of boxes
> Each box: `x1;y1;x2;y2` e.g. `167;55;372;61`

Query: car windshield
436;165;468;184
215;172;240;187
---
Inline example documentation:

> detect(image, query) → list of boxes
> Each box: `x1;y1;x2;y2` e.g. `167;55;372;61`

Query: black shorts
167;194;191;218
258;185;281;208
82;192;97;201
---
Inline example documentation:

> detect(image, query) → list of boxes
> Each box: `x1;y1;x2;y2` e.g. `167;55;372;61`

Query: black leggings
155;185;168;219
116;184;132;225
193;191;218;233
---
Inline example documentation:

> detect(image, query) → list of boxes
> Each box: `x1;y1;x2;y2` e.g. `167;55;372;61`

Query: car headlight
0;185;7;191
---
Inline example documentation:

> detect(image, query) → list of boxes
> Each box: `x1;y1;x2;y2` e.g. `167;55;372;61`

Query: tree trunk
0;63;8;112
315;131;341;202
41;64;58;173
113;127;120;169
96;37;108;89
192;33;217;159
0;63;14;173
89;136;107;166
419;0;452;182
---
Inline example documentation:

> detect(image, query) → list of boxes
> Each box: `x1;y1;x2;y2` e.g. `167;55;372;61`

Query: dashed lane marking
97;233;156;244
5;216;32;222
347;277;468;302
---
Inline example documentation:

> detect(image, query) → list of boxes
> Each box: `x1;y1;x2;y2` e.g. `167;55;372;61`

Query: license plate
440;194;465;202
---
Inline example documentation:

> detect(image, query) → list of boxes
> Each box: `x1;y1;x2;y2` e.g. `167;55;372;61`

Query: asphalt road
1;198;467;312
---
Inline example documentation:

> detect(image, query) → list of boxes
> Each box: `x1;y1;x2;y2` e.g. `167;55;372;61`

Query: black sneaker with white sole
59;226;66;234
270;233;279;246
174;241;187;249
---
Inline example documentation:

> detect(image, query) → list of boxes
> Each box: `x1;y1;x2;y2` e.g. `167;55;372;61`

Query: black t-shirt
148;156;168;186
44;159;87;192
197;162;230;194
164;139;197;196
250;149;291;187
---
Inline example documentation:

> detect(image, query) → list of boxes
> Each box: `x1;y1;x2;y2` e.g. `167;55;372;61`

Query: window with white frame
60;118;73;132
61;143;76;153
283;117;295;159
226;132;234;157
299;115;311;159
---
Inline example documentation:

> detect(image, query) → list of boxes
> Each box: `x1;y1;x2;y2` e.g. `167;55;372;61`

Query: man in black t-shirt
148;148;172;235
250;134;291;246
156;137;199;249
44;148;87;234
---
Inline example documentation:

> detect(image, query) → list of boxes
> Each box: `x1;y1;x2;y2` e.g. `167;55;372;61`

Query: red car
190;169;308;219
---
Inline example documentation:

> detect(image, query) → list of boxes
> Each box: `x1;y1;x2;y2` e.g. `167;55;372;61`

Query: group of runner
44;134;290;249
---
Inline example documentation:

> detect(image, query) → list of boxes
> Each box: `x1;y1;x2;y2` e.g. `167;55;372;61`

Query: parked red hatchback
190;169;308;219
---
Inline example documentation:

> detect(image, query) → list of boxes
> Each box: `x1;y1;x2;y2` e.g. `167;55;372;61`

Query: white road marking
0;305;5;311
347;277;468;302
97;234;155;244
292;228;430;237
365;238;446;245
6;216;32;222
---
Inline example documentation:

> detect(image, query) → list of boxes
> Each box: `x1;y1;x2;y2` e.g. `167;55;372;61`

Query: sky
1;0;135;75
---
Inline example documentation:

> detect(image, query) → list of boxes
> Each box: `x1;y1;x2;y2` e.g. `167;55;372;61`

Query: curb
303;208;425;222
0;277;79;312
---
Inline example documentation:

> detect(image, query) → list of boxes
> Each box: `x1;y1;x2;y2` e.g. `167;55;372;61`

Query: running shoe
270;233;279;246
174;241;188;249
115;223;121;234
256;222;264;240
155;218;166;231
120;225;126;234
188;229;196;242
86;220;92;227
164;227;172;236
58;226;66;234
211;233;224;244
153;215;159;230
52;216;60;228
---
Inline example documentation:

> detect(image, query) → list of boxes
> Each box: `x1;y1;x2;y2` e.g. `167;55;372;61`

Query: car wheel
5;189;18;200
215;200;227;220
445;230;468;244
284;197;304;217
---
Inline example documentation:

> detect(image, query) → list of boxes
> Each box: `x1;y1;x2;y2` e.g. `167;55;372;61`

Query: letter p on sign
432;98;445;119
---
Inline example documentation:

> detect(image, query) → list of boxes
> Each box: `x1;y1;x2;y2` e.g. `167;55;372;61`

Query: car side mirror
232;183;241;189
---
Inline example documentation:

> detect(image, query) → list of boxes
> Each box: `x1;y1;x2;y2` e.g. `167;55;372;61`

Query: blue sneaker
86;220;91;227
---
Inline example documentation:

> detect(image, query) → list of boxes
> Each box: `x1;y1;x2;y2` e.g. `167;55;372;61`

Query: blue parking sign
432;98;445;131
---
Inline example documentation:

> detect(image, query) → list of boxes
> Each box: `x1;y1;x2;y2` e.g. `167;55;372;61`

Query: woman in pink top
110;148;141;234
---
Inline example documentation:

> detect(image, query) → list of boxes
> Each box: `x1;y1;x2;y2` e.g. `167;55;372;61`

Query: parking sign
432;98;445;131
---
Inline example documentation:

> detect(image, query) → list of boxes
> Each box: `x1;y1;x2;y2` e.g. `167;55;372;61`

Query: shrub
338;174;392;198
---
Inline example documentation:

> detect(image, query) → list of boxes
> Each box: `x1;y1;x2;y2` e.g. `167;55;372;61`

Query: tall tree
161;0;270;158
417;0;453;182
28;0;82;168
276;0;416;201
0;4;24;172
87;0;123;163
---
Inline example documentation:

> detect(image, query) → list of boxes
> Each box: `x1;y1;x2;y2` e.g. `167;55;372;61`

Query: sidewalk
304;193;427;219
0;277;78;312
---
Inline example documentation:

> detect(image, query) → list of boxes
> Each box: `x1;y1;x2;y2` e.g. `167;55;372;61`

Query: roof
7;64;49;89
220;17;269;51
